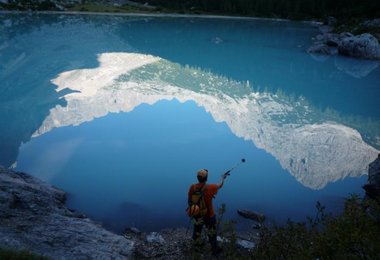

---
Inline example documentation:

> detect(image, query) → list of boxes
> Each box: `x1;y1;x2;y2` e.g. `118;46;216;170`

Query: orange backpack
187;184;208;217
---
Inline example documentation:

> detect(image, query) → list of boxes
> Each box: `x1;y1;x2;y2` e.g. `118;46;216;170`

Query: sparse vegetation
217;203;244;258
198;196;380;259
255;196;380;259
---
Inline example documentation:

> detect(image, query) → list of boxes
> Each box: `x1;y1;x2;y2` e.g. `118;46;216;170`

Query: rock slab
338;33;380;60
0;166;134;259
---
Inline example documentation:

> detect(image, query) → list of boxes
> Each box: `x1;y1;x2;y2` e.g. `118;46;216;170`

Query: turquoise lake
1;13;379;232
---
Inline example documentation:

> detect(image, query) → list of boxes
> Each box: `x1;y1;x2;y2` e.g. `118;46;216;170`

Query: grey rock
316;34;325;41
218;236;256;250
236;239;255;250
322;33;343;46
146;231;165;244
309;21;322;27
340;32;354;38
319;25;333;34
338;33;380;60
237;209;266;223
0;166;134;259
217;236;229;243
308;32;342;56
132;228;194;259
252;223;262;229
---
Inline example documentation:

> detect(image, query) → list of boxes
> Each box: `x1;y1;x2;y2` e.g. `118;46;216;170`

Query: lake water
1;13;379;233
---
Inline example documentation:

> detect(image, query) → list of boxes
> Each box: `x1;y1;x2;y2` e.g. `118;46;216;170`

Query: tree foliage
136;0;380;19
0;0;56;11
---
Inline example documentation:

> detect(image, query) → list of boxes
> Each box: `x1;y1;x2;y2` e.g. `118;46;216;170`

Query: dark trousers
192;215;218;252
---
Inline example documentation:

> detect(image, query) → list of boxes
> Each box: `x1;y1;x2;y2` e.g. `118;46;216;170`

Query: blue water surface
1;13;379;232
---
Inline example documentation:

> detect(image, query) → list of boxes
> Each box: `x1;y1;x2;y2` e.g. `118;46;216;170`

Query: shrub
252;195;380;259
0;248;48;260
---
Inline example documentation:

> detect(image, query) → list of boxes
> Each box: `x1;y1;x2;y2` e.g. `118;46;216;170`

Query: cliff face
0;166;134;259
363;155;380;201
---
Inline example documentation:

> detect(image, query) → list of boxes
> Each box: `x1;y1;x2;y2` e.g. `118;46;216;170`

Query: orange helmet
187;204;200;217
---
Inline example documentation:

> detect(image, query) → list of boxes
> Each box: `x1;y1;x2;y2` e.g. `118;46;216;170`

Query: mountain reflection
33;52;379;189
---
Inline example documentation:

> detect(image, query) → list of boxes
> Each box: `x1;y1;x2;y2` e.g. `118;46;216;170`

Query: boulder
338;33;380;60
146;232;165;244
236;239;255;250
237;209;266;223
308;33;342;56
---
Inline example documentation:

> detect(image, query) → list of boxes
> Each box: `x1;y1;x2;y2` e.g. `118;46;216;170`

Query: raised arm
217;173;228;189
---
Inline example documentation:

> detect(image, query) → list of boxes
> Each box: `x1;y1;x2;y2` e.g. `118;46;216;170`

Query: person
187;168;227;255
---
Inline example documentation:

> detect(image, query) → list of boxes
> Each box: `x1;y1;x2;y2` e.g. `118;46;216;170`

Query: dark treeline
136;0;380;20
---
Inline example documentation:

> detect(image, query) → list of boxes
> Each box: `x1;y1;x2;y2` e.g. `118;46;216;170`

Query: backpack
187;184;208;217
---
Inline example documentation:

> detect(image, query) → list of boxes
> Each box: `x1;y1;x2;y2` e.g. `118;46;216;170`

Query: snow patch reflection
35;52;378;189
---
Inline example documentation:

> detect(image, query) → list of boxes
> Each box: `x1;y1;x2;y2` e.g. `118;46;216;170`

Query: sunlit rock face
34;52;379;189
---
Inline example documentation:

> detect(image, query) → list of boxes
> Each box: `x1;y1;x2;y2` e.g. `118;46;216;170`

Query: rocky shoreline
0;166;257;259
1;154;380;259
308;18;380;60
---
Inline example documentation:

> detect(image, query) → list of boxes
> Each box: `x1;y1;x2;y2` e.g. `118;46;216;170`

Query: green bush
252;195;380;259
